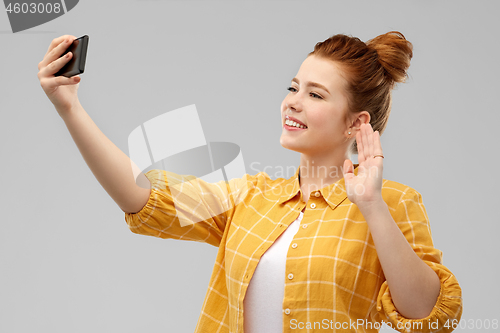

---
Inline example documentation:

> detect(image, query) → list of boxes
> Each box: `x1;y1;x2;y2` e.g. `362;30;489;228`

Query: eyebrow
291;78;330;95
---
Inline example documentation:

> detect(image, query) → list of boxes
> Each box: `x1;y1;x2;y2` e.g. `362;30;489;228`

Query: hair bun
367;31;413;84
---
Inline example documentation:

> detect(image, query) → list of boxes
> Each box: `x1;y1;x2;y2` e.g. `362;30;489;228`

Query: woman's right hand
38;35;82;116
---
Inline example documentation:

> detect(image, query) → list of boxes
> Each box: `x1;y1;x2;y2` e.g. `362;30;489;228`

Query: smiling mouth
284;118;308;129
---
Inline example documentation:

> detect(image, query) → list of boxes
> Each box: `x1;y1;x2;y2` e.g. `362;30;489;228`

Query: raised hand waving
343;123;385;207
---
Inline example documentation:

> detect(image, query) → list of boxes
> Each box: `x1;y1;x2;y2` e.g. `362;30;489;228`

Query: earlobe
344;128;354;142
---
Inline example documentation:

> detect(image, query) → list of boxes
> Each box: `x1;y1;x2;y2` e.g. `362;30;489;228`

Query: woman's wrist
58;99;82;120
355;196;387;217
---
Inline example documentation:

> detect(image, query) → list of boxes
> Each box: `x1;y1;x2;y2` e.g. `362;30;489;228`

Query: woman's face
280;55;352;157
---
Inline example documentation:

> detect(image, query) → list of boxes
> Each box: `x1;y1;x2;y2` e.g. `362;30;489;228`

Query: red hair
308;31;413;153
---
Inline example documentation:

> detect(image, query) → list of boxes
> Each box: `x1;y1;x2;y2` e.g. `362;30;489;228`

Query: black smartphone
55;35;89;78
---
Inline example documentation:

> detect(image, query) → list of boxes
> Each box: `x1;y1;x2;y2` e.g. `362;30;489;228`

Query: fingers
38;50;72;80
37;35;81;112
45;35;76;56
361;123;374;159
356;128;365;163
40;72;80;90
37;35;81;97
38;49;78;89
343;159;353;174
38;35;76;71
368;125;374;158
357;124;371;163
373;130;384;158
356;123;383;160
343;159;354;180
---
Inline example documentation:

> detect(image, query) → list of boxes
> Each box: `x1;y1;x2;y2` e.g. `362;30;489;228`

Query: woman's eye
287;86;322;99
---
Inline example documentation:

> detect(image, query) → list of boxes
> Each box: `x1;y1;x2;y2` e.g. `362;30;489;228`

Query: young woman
38;31;462;333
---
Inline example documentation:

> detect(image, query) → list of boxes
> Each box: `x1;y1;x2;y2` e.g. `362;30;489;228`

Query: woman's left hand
343;123;384;208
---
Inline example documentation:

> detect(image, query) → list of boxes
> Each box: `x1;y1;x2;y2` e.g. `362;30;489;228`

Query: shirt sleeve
124;169;252;247
375;188;463;333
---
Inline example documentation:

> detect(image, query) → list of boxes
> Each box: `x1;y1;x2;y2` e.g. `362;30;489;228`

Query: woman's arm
343;123;440;318
60;103;151;214
357;199;441;318
38;35;150;214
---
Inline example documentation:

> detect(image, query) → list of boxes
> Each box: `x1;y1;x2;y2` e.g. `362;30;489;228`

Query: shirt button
288;273;294;280
302;224;307;229
291;243;298;249
314;192;320;197
284;308;291;315
310;203;316;209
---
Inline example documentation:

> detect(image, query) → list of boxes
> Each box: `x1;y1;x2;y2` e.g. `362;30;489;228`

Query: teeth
285;118;307;129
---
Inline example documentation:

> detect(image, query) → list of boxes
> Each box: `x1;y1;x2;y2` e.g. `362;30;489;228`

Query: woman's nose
285;97;301;112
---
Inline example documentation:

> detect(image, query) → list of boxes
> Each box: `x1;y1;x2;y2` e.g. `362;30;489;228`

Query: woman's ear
350;111;371;130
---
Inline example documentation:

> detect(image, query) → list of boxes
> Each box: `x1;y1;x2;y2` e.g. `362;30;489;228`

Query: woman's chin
280;137;304;153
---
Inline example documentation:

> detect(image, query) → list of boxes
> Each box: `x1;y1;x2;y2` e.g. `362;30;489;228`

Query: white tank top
243;211;304;333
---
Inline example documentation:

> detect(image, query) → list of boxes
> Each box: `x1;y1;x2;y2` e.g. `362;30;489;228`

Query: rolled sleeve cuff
377;263;463;333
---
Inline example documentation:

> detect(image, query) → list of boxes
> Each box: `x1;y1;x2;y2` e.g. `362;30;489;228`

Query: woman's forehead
296;56;347;87
295;55;349;94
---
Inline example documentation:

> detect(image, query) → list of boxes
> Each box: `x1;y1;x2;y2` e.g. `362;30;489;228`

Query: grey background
1;0;499;332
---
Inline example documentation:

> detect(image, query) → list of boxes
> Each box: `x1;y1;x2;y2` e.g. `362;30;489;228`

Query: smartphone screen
55;35;89;78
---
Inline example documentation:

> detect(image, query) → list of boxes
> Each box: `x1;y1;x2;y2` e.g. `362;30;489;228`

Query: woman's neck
298;151;350;202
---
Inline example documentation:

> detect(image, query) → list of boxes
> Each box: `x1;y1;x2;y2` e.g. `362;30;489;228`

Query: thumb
343;159;354;178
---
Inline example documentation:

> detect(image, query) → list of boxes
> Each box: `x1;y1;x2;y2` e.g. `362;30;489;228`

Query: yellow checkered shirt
125;166;462;333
